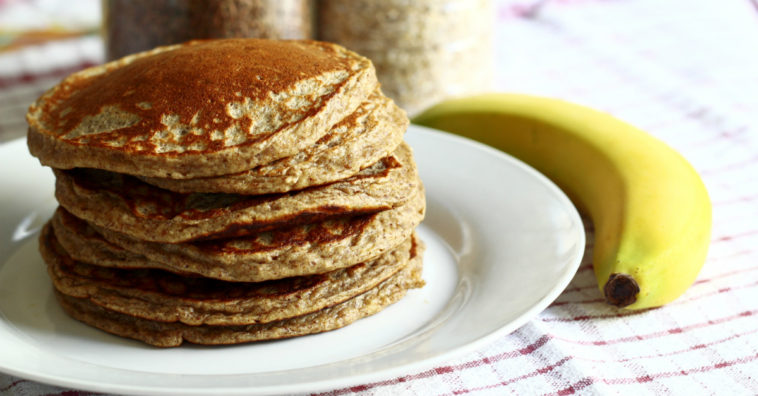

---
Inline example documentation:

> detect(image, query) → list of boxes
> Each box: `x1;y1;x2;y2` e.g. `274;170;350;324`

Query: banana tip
604;273;640;308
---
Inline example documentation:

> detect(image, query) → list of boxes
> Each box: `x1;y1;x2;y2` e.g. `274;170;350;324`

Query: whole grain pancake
51;207;162;272
140;89;408;194
85;184;425;282
53;241;424;347
42;221;417;326
52;202;425;283
54;142;418;243
27;39;377;179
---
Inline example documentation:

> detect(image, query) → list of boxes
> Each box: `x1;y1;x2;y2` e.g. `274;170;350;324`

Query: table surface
2;0;758;395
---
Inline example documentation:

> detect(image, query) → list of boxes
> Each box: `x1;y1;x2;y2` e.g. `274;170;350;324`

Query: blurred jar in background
318;0;493;117
103;0;314;61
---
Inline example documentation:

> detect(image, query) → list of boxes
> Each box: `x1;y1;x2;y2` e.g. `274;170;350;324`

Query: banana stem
603;273;640;307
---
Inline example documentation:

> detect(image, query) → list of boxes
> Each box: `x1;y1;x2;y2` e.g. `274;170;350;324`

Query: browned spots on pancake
353;155;400;179
65;168;291;220
36;39;351;155
54;206;97;238
197;206;382;241
43;222;331;301
61;256;328;301
60;152;403;240
201;213;374;254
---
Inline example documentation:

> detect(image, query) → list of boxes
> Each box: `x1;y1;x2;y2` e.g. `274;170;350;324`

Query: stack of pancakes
26;39;425;347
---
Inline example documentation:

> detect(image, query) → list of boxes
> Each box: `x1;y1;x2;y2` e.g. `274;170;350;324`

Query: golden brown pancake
42;222;418;326
79;183;424;282
27;38;427;348
51;207;160;272
53;143;419;243
140;89;408;194
54;245;424;347
27;39;377;179
54;236;425;347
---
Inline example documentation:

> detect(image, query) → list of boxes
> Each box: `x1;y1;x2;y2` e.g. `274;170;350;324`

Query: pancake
79;184;424;282
54;240;424;347
51;207;161;273
27;39;377;179
27;37;427;348
53;142;419;243
43;221;417;326
140;89;408;194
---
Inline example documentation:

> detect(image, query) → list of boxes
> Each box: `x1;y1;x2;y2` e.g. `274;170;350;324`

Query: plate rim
0;125;585;395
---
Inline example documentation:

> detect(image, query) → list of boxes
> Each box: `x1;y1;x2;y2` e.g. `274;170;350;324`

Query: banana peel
413;93;711;310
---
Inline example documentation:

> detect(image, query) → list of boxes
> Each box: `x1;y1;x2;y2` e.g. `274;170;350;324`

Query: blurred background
1;0;496;129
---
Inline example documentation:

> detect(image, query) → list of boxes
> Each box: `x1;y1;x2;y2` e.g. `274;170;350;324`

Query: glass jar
318;0;493;116
104;0;314;61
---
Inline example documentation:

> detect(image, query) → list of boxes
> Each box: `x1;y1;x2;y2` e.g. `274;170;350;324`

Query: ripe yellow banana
413;93;711;310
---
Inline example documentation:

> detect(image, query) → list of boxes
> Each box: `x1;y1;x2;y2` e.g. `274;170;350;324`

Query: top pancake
26;39;377;178
139;88;408;194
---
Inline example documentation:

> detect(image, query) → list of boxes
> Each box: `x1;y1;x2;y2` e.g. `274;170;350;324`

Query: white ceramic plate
0;125;584;395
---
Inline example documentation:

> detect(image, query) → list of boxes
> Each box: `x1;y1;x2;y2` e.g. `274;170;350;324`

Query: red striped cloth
2;0;758;394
